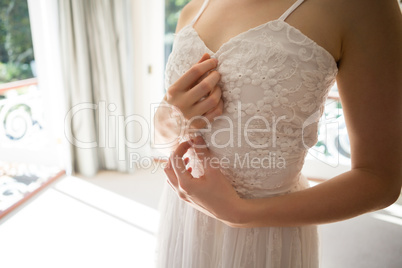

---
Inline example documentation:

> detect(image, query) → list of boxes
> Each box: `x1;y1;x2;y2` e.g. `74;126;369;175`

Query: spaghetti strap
190;0;210;25
278;0;305;21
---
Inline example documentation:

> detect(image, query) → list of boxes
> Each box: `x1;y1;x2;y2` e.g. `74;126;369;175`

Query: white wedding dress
156;0;338;267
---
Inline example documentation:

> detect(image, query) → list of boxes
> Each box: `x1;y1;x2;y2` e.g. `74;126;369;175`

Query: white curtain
59;0;134;176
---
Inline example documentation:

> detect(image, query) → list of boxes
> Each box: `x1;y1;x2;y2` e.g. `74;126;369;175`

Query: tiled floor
0;168;401;268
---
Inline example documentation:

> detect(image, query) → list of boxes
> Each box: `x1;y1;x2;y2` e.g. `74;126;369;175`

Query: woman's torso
165;0;339;198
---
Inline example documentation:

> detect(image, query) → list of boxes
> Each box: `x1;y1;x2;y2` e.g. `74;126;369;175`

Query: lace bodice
164;0;338;198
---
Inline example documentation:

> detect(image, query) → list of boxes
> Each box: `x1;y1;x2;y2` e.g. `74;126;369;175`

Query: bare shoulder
175;0;205;34
330;0;402;74
329;0;402;49
319;0;402;21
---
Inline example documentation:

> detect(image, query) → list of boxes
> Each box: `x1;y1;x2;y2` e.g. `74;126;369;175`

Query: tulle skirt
156;174;319;268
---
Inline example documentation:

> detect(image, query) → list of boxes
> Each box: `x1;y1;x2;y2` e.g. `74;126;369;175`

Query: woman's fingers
187;87;223;129
194;54;217;88
170;58;218;93
192;135;210;157
170;141;193;178
163;53;222;131
192;84;222;116
164;158;190;201
164;158;178;188
203;98;224;123
192;136;221;175
186;71;221;104
165;152;213;216
197;53;211;63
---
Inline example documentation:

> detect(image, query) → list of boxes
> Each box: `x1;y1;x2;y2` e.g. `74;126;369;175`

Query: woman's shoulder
307;0;401;62
338;0;401;51
175;0;205;34
308;0;401;27
319;0;401;31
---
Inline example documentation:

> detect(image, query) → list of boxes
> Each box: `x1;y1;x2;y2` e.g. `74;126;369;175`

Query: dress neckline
185;20;338;70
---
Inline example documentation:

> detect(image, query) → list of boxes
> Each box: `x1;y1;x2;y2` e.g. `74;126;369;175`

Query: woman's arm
234;0;402;228
164;0;402;228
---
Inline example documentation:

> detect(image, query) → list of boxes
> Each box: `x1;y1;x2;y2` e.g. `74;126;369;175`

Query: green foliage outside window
0;0;35;84
164;0;191;72
165;0;191;34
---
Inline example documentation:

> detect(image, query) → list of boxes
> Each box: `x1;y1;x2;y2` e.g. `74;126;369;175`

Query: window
0;0;44;153
0;0;35;83
164;0;191;69
0;0;66;169
0;0;66;219
303;85;352;180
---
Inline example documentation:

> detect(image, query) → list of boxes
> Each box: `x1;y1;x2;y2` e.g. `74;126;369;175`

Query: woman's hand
165;53;223;129
154;54;224;151
163;135;244;225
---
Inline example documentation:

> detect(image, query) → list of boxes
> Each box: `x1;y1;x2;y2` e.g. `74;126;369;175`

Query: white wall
131;0;165;158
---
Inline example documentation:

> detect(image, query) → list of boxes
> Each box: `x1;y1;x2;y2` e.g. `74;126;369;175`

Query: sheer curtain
59;0;135;176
